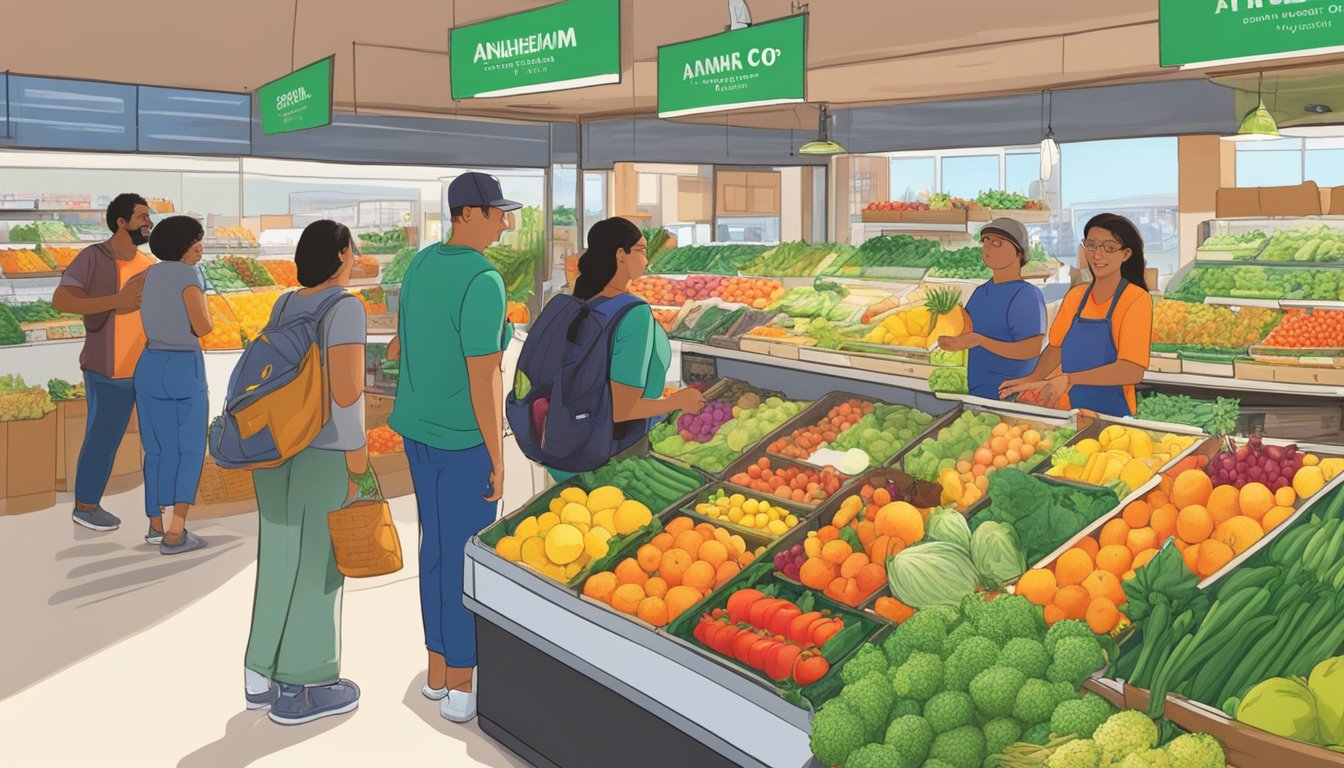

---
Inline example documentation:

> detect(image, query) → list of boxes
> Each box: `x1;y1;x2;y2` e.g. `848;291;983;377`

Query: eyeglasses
1081;240;1126;254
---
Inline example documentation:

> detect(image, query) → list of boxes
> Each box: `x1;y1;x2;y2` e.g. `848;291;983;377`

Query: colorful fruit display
220;255;276;287
1260;308;1344;350
223;289;285;340
213;225;257;243
366;425;403;456
1168;263;1344;302
653;308;678;332
0;248;54;274
903;411;1001;482
864;287;968;349
583;516;760;626
577;456;705;514
258;259;300;287
199;294;244;350
41;246;81;269
348;287;388;315
693;589;843;686
934;418;1068;510
0;374;56;421
864;200;933;213
726;458;846;508
797;493;930;607
676;402;735;444
493;486;653;583
1043;425;1199;493
828;403;938;467
768;399;875;460
649;384;781;449
1150;299;1281;351
628;274;784;308
694;485;805;536
202;259;248;292
651;396;809;474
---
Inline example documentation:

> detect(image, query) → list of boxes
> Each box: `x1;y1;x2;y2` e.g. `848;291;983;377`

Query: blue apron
1060;280;1132;417
965;280;1042;401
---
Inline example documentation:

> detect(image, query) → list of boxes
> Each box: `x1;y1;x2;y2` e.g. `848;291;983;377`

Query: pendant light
799;104;846;155
1227;73;1281;142
1039;91;1059;181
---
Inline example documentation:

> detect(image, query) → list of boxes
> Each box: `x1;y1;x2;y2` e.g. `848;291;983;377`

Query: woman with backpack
242;219;369;726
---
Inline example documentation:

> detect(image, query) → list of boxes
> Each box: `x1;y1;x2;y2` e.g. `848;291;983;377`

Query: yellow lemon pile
495;486;652;583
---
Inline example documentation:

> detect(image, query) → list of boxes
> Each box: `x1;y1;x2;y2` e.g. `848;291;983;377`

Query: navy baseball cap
448;172;522;212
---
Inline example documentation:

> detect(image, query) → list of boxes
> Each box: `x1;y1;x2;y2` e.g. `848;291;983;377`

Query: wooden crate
0;412;57;515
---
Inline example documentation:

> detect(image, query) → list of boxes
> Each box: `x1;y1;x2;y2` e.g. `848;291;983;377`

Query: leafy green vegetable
380;246;419;285
1136;393;1240;437
0;303;25;345
971;469;1119;562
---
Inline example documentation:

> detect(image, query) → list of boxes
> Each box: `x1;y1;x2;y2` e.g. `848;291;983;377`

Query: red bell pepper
726;589;763;625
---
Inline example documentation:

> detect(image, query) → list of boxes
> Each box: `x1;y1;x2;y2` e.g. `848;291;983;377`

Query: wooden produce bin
192;454;257;520
53;399;142;495
0;411;58;515
366;394;412;499
106;407;143;496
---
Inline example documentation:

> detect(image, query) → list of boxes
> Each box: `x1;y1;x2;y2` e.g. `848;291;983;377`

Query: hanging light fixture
1227;73;1281;142
799;104;846;155
1039;90;1059;181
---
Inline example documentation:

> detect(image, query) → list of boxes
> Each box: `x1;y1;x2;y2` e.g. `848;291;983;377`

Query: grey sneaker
160;530;206;556
246;683;279;710
145;524;165;544
268;679;360;726
72;506;120;532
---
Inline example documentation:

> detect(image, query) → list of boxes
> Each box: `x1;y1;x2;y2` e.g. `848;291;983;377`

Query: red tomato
768;605;802;638
727;589;763;625
765;643;803;682
788;611;823;646
793;651;830;686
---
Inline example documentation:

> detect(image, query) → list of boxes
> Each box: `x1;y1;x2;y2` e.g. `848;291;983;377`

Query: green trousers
245;447;348;686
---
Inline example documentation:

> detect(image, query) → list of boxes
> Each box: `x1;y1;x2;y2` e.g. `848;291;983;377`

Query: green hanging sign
450;0;621;99
257;57;334;135
658;15;807;119
1160;0;1344;67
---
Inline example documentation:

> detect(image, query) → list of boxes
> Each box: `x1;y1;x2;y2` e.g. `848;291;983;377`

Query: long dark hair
295;219;353;288
1083;213;1148;292
573;217;643;300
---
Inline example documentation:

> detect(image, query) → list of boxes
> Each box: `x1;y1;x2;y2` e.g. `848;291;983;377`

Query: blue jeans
405;438;497;666
75;371;137;507
134;349;208;517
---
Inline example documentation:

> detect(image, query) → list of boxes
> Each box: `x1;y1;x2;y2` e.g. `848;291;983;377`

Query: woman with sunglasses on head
1000;213;1152;417
937;217;1047;402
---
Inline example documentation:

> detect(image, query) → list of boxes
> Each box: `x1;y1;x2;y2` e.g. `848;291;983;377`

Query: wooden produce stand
0;410;57;515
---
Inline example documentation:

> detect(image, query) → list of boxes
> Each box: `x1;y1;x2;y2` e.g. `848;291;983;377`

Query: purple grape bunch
1207;434;1303;492
678;401;735;444
774;544;806;581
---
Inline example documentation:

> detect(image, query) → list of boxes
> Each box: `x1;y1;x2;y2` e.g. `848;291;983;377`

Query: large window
941;155;999;199
888;157;935;201
1237;136;1344;188
1061;137;1179;274
888;148;1041;201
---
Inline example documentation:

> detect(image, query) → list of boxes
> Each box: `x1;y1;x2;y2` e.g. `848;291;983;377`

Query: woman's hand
669;387;707;415
938;332;980;352
1000;374;1070;408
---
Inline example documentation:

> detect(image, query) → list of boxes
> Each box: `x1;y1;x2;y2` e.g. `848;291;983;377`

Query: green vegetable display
1257;226;1344;263
1168;264;1344;302
8;300;74;324
971;522;1027;591
671;304;744;343
929;367;969;395
1197;229;1268;257
828;235;941;272
0;303;25;346
827;403;936;464
8;221;79;243
973;190;1036;210
46;378;85;402
202;259;248;292
1135;393;1240;437
742;242;856;278
576;456;703;512
357;228;408;254
768;286;846;319
648;244;768;275
380;246;418;285
928;246;994;280
971;469;1120;563
484;244;537;302
888;541;982;609
641;227;671;261
551;205;576;227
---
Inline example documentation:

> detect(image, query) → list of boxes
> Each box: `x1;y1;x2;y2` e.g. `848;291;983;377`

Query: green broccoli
969;666;1026;719
928;725;986;768
883;629;916;668
999;637;1050;679
1046;738;1101;768
1046;635;1105;688
841;644;889;685
924;691;975;734
924;604;961;629
1050;693;1116;740
944;635;999;691
1023;722;1052;745
899;610;951;654
839;672;896;739
1091;710;1158;764
808;699;867;766
1044;620;1093;656
972;596;1042;645
844;743;912;768
983;717;1024;756
941;622;979;657
884;715;934;764
892;651;944;702
1161;732;1225;768
924;761;958;768
1013;678;1075;726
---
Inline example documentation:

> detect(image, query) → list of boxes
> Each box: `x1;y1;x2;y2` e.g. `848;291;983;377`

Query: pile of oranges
199;295;244;350
259;260;300;287
367;426;403;456
628;275;784;309
653;309;678;332
581;516;760;627
224;289;286;340
712;277;785;310
42;246;81;269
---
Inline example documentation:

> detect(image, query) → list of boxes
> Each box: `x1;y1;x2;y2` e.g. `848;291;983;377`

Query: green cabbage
1309;656;1344;746
887;541;980;608
1236;677;1320;745
970;521;1027;590
926;508;972;551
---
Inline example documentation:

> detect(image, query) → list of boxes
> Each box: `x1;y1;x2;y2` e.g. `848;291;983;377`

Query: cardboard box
366;394;394;430
1;412;58;515
371;451;413;499
1239;406;1343;441
1148;354;1182;374
1331;186;1344;215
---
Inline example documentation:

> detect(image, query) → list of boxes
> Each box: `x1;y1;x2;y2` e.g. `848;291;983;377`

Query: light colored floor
0;479;539;768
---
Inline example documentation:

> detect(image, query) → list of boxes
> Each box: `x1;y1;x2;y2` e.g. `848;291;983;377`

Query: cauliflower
1092;710;1159;765
983;717;1024;756
924;691;975;734
1050;693;1116;740
845;743;911;768
1162;732;1226;768
1044;619;1094;656
944;635;999;691
839;672;896;739
928;725;986;768
1116;754;1151;768
1023;722;1053;745
808;699;867;766
841;644;889;685
892;651;944;702
969;666;1027;719
884;714;934;764
900;610;952;654
942;621;979;657
972;595;1042;644
1046;635;1106;688
1000;637;1050;679
1014;678;1075;726
1138;748;1171;767
1046;738;1102;768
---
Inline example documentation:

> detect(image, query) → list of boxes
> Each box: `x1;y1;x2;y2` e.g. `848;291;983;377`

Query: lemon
593;508;617;533
514;516;540;540
560;503;592;528
785;514;799;527
586;486;625;513
728;508;744;523
520;537;548;570
730;494;746;507
768;520;788;536
544;524;585;565
495;535;523;562
559;486;589;506
536;512;561;535
743;499;760;515
614;500;653;535
584;528;612;559
755;513;769;529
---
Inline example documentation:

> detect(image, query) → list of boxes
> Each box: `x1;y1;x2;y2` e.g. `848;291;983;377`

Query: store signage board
1160;0;1344;68
257;57;333;135
450;0;620;99
658;14;807;118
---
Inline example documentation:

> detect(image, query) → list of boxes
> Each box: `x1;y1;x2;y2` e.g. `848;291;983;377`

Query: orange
1055;548;1095;587
1207;485;1241;525
1054;585;1091;620
636;596;669;626
729;535;748;556
799;558;837;590
1099;519;1132;548
1086;597;1121;634
1214;517;1263;556
611;583;646;614
665;517;694;536
1083;570;1126;606
1176;505;1214;544
1127;527;1158;557
1096;545;1134;577
1132;549;1159;571
1043;604;1067;626
1274;486;1297;508
674;531;704;560
681;561;716;592
840;552;870;580
1146;490;1171;510
665;586;702;621
738;550;756;567
1122;500;1152;528
1196;539;1234;578
1181;541;1202;575
694;523;718;541
644;576;669;599
715;561;741;588
698;540;729;569
1238;483;1274;522
660;549;693;587
1074;536;1100;560
822;540;854;565
1171;470;1214;509
1151;504;1179;545
1122;570;1137;581
1016;569;1058;606
583;571;618;603
650;532;675;552
637;544;663;574
1262;505;1295;532
856;563;886;593
615;558;649;587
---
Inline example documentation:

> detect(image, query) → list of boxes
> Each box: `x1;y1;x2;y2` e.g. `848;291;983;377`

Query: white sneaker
422;683;448;701
439;689;477;723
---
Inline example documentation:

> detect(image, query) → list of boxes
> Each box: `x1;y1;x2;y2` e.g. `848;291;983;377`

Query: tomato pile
1261;308;1344;349
367;425;404;456
767;399;873;460
692;588;840;685
728;457;845;504
864;201;931;212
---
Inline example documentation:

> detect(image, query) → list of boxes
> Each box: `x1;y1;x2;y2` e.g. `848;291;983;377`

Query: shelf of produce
1144;368;1344;398
966;208;1051;223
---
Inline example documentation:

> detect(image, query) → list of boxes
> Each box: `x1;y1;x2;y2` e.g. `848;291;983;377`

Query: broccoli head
890;697;922;719
1116;754;1151;768
999;637;1050;679
841;644;889;685
983;717;1024;756
924;691;975;734
928;725;986;768
969;666;1027;719
839;672;896;740
808;699;867;766
883;629;916;668
1161;732;1225;768
924;761;958;768
1046;635;1105;688
924;604;961;629
1049;693;1116;740
941;621;979;657
1013;678;1075;726
1046;738;1102;768
944;635;999;692
1023;722;1053;745
884;714;934;764
899;609;952;654
892;651;944;702
1138;747;1172;768
845;743;913;768
973;595;1043;645
1044;619;1093;656
1092;710;1158;764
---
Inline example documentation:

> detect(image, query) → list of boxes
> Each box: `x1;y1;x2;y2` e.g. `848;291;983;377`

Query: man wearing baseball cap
389;172;521;723
937;216;1047;401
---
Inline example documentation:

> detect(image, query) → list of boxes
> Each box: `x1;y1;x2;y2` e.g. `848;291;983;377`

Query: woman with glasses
545;217;706;482
937;217;1046;401
1000;213;1152;417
